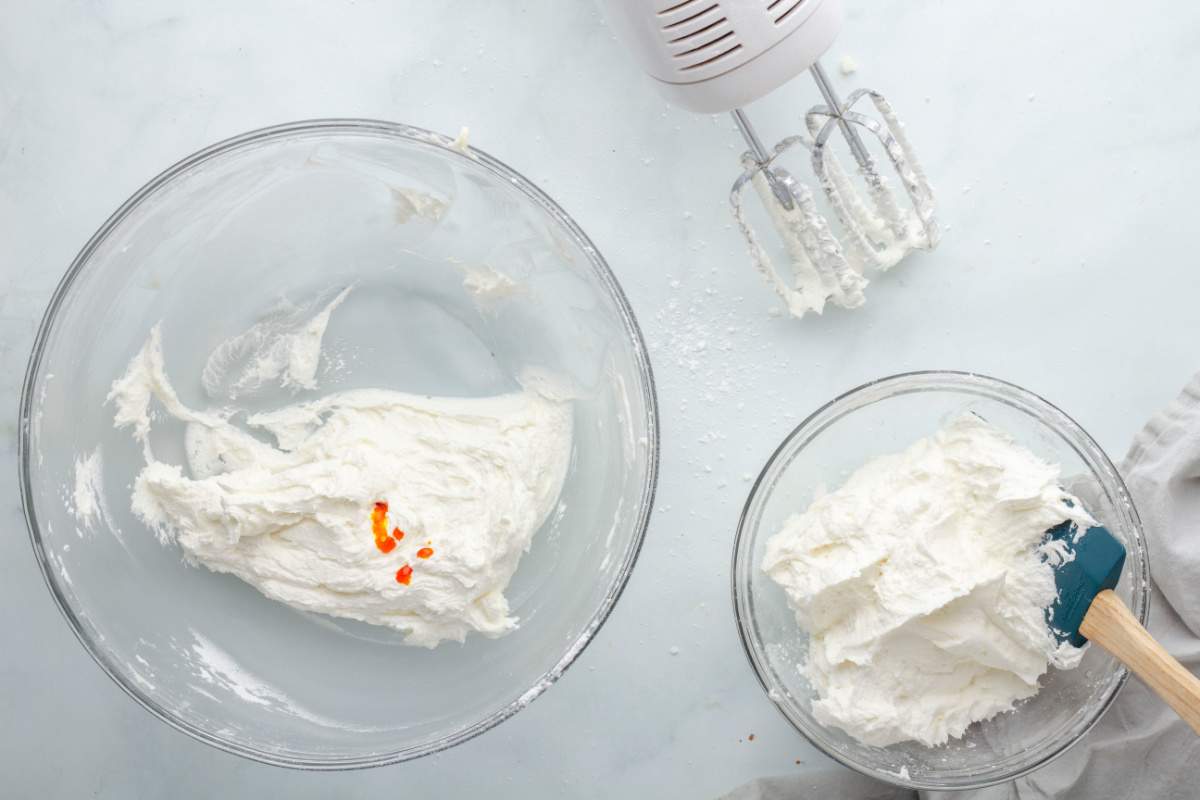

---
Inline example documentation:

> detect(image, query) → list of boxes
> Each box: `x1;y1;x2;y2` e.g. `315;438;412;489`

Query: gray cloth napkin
719;375;1200;800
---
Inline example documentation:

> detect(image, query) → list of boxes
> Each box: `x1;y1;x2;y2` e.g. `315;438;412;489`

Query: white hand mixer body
603;0;939;318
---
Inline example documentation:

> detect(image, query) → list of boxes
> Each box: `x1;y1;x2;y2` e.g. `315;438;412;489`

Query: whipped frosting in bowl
21;120;658;768
733;373;1148;791
762;414;1095;749
110;317;575;648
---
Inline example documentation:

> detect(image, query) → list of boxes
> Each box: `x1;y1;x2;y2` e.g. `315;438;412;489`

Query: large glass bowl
19;120;658;769
733;372;1149;791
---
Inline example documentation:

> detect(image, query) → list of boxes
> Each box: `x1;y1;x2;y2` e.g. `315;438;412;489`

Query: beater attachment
730;61;939;318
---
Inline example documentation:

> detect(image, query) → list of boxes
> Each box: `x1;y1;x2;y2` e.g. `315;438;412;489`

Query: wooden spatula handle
1079;589;1200;734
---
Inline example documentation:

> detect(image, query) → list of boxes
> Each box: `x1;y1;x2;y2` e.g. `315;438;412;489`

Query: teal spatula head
1047;523;1126;647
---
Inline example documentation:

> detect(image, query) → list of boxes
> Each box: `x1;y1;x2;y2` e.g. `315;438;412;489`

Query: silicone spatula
1047;522;1200;734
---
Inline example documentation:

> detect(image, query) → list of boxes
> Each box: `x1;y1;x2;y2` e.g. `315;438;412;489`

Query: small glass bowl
732;371;1149;790
20;120;658;769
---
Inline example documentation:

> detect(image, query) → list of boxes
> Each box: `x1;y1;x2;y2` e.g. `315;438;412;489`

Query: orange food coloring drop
371;501;396;553
417;547;434;559
396;564;413;585
392;526;405;541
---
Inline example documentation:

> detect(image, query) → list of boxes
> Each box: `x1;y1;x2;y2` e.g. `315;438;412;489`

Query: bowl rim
731;370;1149;791
17;118;660;770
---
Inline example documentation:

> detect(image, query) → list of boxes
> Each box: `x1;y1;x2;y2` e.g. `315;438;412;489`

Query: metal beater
604;0;940;317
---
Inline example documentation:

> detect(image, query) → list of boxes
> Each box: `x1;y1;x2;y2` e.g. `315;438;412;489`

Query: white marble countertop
3;1;1200;796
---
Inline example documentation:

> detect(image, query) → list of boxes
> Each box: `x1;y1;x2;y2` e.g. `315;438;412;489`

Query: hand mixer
603;0;939;318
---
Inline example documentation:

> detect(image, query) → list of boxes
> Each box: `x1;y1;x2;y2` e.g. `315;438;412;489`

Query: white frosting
742;161;868;318
200;287;350;399
462;263;518;305
451;126;470;153
71;446;104;534
390;187;447;224
108;324;573;648
280;287;349;390
763;415;1094;747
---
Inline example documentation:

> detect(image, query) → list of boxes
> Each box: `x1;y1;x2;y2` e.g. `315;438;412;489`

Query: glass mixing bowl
19;120;658;768
732;372;1149;791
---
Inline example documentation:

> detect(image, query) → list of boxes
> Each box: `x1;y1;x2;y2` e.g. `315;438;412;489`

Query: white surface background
3;1;1199;797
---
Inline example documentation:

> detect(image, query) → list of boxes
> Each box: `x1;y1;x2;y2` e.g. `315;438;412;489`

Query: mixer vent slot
657;0;741;71
675;30;734;58
767;0;806;24
657;0;706;15
679;42;742;71
662;2;718;28
668;16;722;42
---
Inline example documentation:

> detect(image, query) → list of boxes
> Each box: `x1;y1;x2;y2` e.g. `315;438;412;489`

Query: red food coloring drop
396;564;413;585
